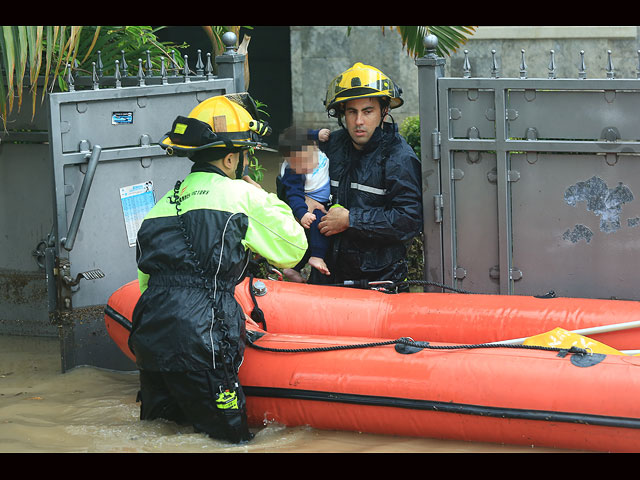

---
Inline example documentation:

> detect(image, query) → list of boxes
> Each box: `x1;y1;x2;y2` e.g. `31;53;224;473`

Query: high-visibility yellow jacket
129;162;307;372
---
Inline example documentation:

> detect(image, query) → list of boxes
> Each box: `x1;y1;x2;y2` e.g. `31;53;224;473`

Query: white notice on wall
120;181;155;247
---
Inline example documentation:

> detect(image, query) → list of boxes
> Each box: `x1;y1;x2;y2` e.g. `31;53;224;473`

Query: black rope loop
327;279;477;295
246;333;589;356
399;279;476;295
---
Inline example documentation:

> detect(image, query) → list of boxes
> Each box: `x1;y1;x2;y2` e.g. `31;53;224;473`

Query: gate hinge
431;130;441;161
433;194;443;223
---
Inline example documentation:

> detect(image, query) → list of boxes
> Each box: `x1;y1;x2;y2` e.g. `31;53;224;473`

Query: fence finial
423;33;438;58
137;58;145;86
92;62;99;90
222;32;238;55
519;49;527;79
463;50;471;78
206;53;214;80
606;50;615;79
97;51;104;77
171;50;180;76
120;51;128;77
578;50;586;79
66;63;75;92
161;57;168;85
196;49;205;76
145;50;153;77
491;50;499;78
114;60;121;88
183;55;190;82
548;50;556;79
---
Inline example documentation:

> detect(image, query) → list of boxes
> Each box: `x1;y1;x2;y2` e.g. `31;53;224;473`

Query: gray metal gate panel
434;77;640;299
48;76;240;371
48;80;234;304
510;152;640;300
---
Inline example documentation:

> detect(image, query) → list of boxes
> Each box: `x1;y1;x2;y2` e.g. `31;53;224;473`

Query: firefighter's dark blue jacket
319;122;423;283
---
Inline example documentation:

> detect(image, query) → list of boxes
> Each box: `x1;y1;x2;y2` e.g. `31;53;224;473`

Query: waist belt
148;274;234;291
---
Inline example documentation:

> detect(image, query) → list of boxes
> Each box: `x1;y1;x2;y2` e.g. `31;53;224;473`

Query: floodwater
0;335;577;453
0;153;580;454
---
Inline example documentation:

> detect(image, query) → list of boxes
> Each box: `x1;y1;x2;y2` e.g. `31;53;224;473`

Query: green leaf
1;26;17;113
385;26;476;58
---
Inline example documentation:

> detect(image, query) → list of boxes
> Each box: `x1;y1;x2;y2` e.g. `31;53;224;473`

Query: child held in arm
277;126;331;283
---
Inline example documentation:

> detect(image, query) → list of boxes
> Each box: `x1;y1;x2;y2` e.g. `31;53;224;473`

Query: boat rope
398;279;475;294
399;280;558;298
242;279;584;358
328;279;478;294
324;279;475;294
245;331;590;357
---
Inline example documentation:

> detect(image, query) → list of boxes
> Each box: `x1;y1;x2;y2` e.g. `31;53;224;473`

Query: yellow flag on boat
523;327;625;355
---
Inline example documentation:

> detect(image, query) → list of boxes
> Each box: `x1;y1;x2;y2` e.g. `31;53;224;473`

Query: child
277;126;331;282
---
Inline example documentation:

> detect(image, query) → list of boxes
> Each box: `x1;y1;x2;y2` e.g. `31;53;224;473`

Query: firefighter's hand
318;205;349;236
242;175;262;189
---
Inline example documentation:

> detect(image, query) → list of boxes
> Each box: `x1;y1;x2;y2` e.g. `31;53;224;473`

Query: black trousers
136;369;253;444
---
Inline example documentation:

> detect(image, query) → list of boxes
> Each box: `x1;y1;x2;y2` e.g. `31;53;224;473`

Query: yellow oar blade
523;327;626;355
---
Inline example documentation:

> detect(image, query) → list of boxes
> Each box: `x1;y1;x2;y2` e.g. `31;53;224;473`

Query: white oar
490;319;640;346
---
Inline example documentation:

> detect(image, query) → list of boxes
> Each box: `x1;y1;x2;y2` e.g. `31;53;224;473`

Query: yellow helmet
160;93;273;157
324;63;403;117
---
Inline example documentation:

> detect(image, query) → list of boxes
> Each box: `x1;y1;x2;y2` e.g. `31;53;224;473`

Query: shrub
399;115;421;159
399;115;424;282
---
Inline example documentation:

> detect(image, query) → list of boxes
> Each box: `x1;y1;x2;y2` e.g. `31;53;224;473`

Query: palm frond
0;26;181;129
389;26;477;58
1;26;17;114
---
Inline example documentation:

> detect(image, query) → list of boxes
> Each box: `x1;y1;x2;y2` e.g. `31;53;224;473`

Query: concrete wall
447;26;640;79
290;26;420;130
291;26;640;130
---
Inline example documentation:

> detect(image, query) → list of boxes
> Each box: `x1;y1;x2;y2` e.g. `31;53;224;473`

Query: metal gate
418;42;640;300
41;34;246;371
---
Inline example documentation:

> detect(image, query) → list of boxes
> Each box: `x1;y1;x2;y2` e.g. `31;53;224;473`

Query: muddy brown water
0;334;580;453
0;153;578;453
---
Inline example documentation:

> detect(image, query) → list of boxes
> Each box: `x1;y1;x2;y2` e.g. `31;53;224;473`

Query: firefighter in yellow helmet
159;93;272;184
317;63;423;290
130;93;307;443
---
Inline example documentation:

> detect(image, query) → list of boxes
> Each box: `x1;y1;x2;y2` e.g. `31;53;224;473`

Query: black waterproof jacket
129;163;307;372
319;122;423;284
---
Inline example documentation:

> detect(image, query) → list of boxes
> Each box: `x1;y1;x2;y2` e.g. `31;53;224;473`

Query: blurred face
343;97;385;149
288;145;319;174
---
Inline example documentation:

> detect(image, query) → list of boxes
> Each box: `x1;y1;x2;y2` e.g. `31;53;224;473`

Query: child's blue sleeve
281;166;309;221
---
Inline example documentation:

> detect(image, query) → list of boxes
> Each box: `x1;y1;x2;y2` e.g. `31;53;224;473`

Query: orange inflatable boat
104;277;640;452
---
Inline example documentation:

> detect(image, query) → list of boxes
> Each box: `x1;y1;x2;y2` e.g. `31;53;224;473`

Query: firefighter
317;63;423;289
129;93;307;443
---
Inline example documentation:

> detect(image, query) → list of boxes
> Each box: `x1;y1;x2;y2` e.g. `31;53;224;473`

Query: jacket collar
190;161;227;177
